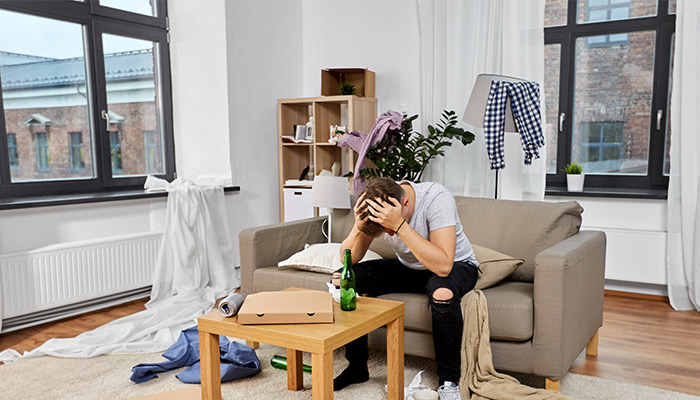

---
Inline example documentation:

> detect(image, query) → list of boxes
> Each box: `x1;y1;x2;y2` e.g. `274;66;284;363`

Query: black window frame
0;0;174;198
545;0;675;191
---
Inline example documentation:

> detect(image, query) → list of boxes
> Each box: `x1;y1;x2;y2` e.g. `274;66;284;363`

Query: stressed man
331;178;479;400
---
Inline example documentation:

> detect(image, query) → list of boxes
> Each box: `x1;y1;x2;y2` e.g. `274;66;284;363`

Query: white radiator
0;232;161;332
585;227;667;285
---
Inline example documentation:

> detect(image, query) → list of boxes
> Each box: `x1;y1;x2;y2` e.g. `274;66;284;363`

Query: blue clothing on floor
130;326;261;384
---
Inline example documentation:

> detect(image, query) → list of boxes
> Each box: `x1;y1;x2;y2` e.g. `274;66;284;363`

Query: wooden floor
2;291;700;396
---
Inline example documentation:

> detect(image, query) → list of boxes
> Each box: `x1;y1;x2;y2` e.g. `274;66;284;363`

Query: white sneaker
437;381;462;400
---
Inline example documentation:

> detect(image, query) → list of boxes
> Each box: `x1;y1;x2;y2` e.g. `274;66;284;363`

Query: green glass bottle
340;249;356;311
270;355;312;373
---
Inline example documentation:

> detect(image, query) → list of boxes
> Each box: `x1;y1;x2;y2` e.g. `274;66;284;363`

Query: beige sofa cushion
253;267;330;293
480;281;534;341
456;197;582;281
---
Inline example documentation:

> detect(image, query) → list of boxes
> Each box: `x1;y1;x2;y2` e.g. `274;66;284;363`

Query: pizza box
237;290;334;325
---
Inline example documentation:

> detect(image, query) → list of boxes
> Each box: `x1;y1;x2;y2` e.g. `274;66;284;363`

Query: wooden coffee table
197;288;405;400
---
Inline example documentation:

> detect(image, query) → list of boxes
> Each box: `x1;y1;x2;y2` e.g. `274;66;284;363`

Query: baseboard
1;286;151;334
604;279;668;299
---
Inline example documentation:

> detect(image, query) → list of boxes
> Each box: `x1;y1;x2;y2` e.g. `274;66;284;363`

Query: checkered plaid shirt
483;80;545;170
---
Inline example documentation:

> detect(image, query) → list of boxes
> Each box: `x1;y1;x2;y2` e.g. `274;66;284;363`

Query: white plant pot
567;174;585;192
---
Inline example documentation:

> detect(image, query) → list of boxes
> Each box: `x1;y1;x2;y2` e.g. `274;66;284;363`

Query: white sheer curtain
667;0;700;311
419;0;546;200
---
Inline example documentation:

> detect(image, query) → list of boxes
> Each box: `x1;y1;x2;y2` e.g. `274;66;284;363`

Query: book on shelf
281;135;313;144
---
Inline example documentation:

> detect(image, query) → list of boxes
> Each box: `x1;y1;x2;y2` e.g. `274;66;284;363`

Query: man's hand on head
365;196;404;233
353;192;367;225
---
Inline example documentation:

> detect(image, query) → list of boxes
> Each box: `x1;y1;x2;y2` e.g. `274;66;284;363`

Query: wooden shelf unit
277;95;377;221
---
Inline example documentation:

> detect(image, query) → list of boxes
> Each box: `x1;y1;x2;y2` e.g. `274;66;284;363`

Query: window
7;133;17;169
0;0;173;198
585;0;630;46
35;132;50;171
580;121;624;169
545;0;675;190
109;131;122;173
69;132;85;172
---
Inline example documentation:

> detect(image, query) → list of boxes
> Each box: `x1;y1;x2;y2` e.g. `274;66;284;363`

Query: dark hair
357;178;405;237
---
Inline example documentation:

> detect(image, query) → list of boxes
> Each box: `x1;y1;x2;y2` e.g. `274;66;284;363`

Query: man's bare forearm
339;225;374;264
396;225;456;277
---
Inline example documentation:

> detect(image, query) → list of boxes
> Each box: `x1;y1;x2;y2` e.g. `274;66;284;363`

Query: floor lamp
311;176;351;243
463;73;526;199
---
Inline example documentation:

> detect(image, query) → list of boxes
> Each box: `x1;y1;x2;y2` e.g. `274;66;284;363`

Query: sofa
240;196;606;388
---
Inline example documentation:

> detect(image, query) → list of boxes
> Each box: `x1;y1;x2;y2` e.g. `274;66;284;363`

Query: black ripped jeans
333;258;479;385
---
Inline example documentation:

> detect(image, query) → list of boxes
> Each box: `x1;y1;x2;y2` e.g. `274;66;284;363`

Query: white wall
224;0;304;241
169;0;232;181
0;198;166;254
547;195;668;295
302;1;421;116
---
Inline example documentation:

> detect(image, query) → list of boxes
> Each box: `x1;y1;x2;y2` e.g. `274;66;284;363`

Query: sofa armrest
532;230;606;379
239;216;326;296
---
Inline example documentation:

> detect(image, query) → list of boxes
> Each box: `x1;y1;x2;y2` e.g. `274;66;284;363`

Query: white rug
0;342;697;400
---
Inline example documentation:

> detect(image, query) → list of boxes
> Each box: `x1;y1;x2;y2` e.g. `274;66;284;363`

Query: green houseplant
564;162;583;175
339;82;357;95
564;162;584;191
359;110;474;182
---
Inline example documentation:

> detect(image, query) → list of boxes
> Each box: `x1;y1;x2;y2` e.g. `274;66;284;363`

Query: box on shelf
321;68;375;97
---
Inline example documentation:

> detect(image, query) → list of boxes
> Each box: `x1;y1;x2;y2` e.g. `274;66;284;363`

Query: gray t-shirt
382;181;476;270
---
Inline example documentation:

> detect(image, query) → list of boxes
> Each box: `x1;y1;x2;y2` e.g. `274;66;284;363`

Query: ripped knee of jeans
431;287;454;303
429;287;460;321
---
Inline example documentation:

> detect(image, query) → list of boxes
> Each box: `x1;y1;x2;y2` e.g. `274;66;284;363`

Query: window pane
69;132;85;171
669;0;676;14
110;131;122;172
545;0;568;27
36;132;50;171
0;9;95;183
578;0;657;23
8;133;18;168
572;31;656;175
664;34;675;176
103;34;165;177
544;44;561;174
99;0;156;17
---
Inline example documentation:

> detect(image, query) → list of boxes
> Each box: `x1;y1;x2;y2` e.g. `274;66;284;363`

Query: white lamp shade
463;73;526;132
311;176;351;209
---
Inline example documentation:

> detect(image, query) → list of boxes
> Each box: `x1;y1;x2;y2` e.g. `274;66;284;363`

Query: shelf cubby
277;95;377;221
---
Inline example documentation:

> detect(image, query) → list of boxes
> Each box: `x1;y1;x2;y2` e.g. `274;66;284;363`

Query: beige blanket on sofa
459;290;571;400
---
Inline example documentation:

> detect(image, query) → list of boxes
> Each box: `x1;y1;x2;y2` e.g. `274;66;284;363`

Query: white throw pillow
278;243;383;274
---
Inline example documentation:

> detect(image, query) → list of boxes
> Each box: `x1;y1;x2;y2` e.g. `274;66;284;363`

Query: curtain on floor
419;0;546;200
667;0;700;311
0;179;238;361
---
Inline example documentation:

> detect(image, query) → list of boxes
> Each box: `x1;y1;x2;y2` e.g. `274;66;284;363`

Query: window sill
545;186;667;200
0;186;241;211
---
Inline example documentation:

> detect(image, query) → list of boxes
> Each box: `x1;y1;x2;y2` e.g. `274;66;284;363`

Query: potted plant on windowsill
564;162;584;192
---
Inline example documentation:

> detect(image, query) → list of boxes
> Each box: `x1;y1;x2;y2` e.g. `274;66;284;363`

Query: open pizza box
237;290;334;325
